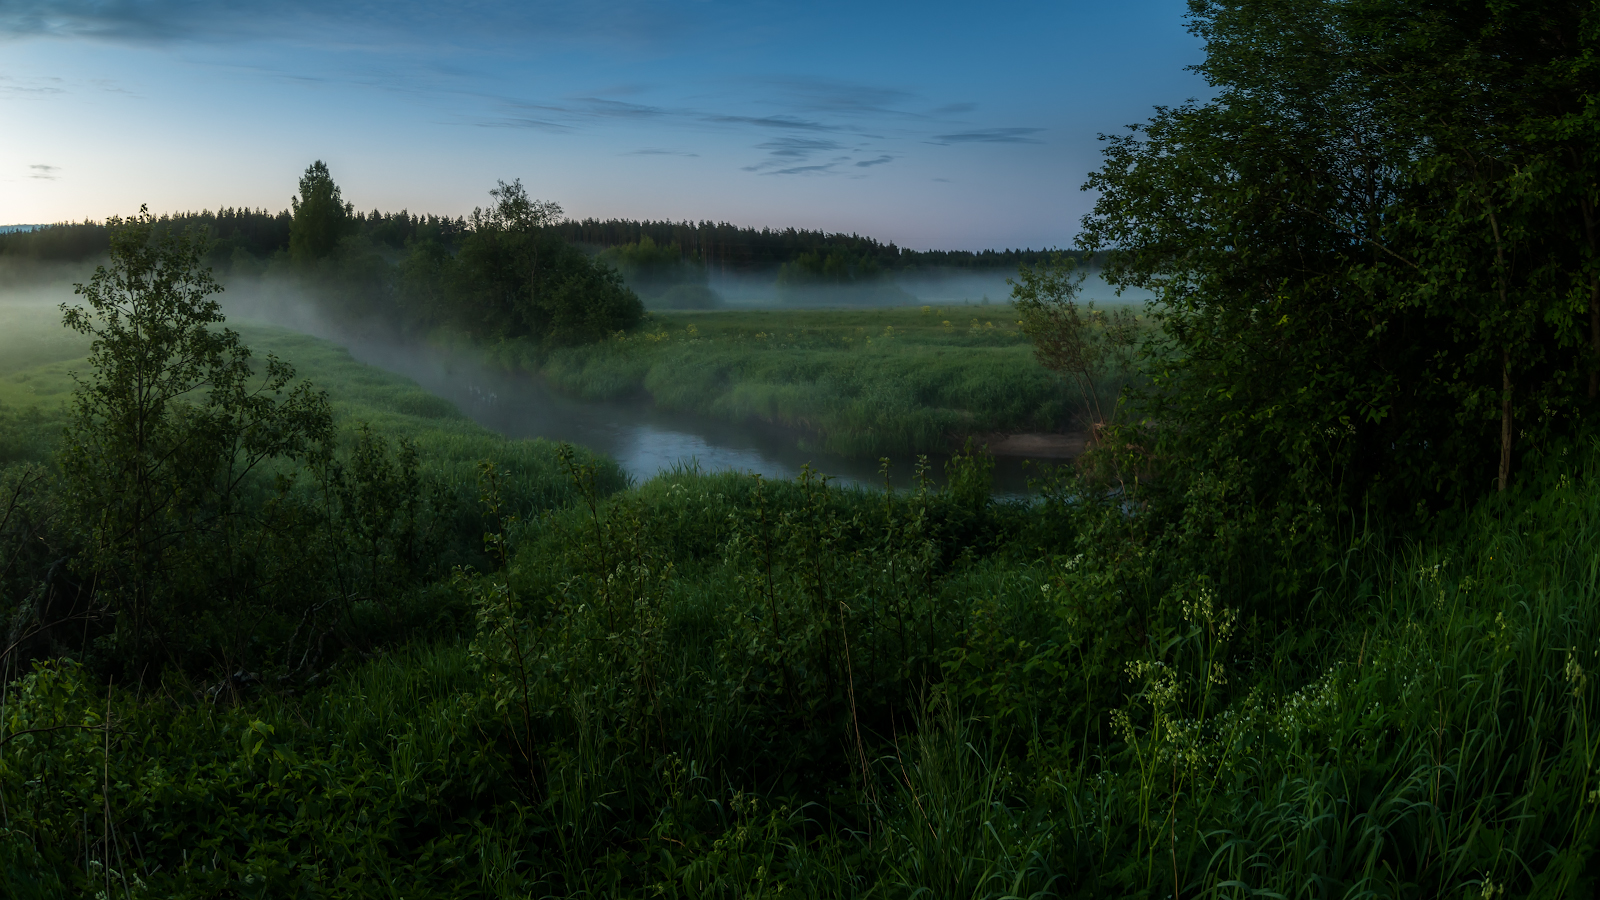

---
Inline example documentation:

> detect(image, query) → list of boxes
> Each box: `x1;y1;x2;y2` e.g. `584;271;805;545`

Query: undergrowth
6;435;1600;896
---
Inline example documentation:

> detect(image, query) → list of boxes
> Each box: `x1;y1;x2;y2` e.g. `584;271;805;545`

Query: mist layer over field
698;267;1147;309
0;267;1083;494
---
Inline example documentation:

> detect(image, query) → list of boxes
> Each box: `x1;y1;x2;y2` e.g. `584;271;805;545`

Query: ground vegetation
4;0;1600;895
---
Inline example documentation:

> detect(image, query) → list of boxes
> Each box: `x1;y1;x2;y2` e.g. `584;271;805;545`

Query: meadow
464;306;1131;457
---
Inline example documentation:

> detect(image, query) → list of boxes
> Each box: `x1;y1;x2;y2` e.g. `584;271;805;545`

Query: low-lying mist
679;267;1150;310
0;257;1113;495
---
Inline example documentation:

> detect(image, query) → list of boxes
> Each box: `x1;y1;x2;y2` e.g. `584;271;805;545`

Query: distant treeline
0;209;1072;272
555;218;1068;272
0;165;1074;338
0;207;461;267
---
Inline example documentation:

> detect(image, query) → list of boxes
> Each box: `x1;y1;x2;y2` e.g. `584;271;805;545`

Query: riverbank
454;306;1119;459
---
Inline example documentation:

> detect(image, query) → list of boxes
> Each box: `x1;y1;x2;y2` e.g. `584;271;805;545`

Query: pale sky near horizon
0;1;1207;250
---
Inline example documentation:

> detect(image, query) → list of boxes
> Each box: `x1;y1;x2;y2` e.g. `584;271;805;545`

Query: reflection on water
332;332;1060;497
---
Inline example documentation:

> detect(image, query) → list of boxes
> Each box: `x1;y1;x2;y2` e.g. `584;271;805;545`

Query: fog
214;279;1053;494
687;266;1151;311
0;262;1114;494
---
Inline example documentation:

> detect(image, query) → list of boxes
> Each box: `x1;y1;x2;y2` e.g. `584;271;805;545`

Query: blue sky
0;1;1206;249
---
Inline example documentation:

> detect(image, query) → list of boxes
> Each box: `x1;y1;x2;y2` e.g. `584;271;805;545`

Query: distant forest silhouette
0;209;1074;272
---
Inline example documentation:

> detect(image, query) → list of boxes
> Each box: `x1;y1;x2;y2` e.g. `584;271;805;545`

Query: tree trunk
1499;350;1513;492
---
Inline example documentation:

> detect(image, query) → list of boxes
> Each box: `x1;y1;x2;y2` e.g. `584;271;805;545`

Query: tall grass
469;307;1140;457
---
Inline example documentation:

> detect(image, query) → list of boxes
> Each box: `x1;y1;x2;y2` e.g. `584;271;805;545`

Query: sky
0;1;1207;250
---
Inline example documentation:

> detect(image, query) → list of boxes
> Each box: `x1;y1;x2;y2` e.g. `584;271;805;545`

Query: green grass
0;304;626;515
232;324;627;510
11;299;1600;897
467;306;1134;457
0;302;93;408
8;445;1600;896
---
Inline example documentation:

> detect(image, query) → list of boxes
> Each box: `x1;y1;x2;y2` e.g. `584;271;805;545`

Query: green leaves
290;160;351;265
57;209;341;675
1009;252;1139;430
438;180;645;346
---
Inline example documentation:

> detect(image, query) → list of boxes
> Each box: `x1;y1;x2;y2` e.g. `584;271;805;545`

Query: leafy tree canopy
1082;0;1600;522
59;208;334;672
289;160;351;265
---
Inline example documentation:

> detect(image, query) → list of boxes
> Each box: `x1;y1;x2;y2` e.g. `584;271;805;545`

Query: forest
4;0;1600;897
0;198;1063;285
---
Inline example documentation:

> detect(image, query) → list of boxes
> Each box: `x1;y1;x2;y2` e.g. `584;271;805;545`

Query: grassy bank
467;306;1129;457
0;304;625;516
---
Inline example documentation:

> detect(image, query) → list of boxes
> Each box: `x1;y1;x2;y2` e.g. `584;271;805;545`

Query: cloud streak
762;164;835;176
929;127;1045;145
704;113;841;132
0;0;690;53
28;164;59;180
0;73;65;96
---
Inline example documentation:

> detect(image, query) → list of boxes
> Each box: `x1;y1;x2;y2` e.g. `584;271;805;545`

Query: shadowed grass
7;443;1600;896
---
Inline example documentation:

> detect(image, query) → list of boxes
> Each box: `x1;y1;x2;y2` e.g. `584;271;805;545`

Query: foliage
289;161;352;265
1010;252;1139;430
0;216;625;684
1081;0;1600;526
3;431;1600;896
9;3;1600;893
774;248;917;306
558;217;1071;274
1;211;1074;279
400;180;645;345
57;208;334;674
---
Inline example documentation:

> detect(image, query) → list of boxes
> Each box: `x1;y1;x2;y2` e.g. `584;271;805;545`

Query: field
466;305;1132;457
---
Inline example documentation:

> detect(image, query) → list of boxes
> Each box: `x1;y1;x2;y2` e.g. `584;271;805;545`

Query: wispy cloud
756;137;847;159
475;117;572;133
0;73;65;96
762;164;836;176
28;163;59;180
627;148;699;157
570;97;667;119
0;0;687;51
741;135;867;175
854;155;893;168
87;76;136;95
758;76;919;118
929;127;1045;145
705;114;840;132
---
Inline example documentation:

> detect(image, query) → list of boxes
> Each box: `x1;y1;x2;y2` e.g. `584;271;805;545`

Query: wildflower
1566;648;1588;697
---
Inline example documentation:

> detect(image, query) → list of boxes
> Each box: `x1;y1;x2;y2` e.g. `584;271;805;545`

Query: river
328;330;1064;497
